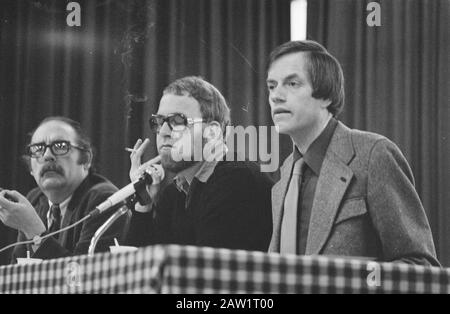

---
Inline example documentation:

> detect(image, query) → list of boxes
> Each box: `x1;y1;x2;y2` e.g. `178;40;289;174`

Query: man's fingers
133;138;142;150
6;190;26;202
130;138;151;181
0;190;12;207
139;155;162;172
130;138;143;161
130;139;142;161
135;138;150;156
130;138;150;162
148;164;164;184
0;190;26;209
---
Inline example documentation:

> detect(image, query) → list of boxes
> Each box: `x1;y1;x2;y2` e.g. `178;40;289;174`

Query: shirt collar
174;160;218;194
47;196;71;224
293;117;338;175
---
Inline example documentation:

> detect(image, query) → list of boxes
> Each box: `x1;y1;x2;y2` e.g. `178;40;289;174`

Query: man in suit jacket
126;76;273;251
0;117;128;262
266;40;439;266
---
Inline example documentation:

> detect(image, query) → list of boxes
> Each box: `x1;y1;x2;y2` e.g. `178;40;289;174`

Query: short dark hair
22;116;94;171
162;76;231;131
267;40;345;117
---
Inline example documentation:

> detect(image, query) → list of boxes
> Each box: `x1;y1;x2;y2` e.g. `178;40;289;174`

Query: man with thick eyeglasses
26;140;88;159
149;113;204;133
125;76;273;251
0;116;129;262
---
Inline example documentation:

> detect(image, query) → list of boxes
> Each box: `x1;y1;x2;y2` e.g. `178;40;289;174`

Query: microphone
92;157;164;216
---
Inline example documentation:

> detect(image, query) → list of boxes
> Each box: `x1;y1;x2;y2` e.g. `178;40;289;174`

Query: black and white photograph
0;0;449;296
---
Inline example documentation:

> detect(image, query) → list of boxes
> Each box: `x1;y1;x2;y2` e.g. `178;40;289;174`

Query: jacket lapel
58;175;93;248
36;196;50;229
60;203;76;247
269;154;294;252
305;122;355;255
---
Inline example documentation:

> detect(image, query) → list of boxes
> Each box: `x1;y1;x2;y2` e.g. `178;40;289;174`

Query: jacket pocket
335;198;367;224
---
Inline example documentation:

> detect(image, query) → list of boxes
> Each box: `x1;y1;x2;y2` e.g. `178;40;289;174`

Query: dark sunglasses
149;113;203;133
26;140;86;158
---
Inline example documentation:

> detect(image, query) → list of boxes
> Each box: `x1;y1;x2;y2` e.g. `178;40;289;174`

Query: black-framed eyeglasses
149;113;204;133
26;140;86;158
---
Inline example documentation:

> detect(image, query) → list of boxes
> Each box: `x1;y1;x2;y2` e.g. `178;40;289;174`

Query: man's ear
83;151;93;171
320;99;332;109
203;121;223;142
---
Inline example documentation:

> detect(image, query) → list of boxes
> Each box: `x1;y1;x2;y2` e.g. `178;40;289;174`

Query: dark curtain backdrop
2;0;448;268
0;0;291;264
307;0;450;266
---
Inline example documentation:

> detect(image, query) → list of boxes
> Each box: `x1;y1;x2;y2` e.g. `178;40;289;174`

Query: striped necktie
280;158;304;254
48;204;61;238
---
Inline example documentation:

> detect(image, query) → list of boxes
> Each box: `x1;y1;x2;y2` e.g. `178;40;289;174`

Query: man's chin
39;177;64;190
274;123;291;135
160;153;195;173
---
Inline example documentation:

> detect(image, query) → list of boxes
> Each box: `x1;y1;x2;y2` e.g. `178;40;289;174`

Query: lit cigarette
125;147;136;153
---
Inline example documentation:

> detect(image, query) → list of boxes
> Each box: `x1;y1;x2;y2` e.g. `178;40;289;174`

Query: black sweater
127;160;273;251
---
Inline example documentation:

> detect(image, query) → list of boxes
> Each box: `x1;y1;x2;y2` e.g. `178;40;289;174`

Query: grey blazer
269;121;439;266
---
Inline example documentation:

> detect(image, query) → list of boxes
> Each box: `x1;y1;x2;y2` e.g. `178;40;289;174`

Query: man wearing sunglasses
126;76;273;251
0;116;129;262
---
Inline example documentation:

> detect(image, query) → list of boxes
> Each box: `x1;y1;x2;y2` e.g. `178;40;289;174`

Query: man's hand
0;190;46;239
129;139;162;212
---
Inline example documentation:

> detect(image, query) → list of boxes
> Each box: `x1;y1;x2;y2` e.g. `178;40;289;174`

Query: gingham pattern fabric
0;245;166;294
1;244;449;293
162;245;450;294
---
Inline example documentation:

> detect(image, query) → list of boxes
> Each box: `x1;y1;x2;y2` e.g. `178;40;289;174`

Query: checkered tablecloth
0;245;166;294
1;244;449;293
161;245;450;294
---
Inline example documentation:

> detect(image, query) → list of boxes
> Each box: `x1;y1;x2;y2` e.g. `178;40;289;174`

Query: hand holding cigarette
128;139;161;182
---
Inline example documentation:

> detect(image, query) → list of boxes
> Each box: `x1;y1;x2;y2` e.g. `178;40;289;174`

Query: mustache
40;163;64;176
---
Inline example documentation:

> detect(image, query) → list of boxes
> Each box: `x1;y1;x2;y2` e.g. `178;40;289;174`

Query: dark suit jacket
127;160;273;251
12;173;129;262
269;121;440;266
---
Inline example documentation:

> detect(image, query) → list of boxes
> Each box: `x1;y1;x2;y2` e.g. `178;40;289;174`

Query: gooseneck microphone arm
88;169;158;255
88;205;129;256
90;159;162;218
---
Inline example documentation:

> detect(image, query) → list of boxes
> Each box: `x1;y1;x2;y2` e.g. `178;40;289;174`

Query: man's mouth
40;165;63;177
273;108;292;116
43;170;59;175
159;144;173;150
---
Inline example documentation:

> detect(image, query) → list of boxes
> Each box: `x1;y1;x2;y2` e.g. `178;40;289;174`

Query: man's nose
42;146;56;161
270;86;286;104
158;121;172;137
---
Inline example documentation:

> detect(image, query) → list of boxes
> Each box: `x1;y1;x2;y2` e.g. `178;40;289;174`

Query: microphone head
145;164;165;182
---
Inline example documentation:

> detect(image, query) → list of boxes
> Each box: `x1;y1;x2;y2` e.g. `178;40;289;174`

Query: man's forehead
158;93;201;116
31;120;77;142
267;52;309;79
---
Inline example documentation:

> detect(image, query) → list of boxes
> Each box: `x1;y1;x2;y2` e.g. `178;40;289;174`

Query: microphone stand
88;171;153;256
88;205;129;256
